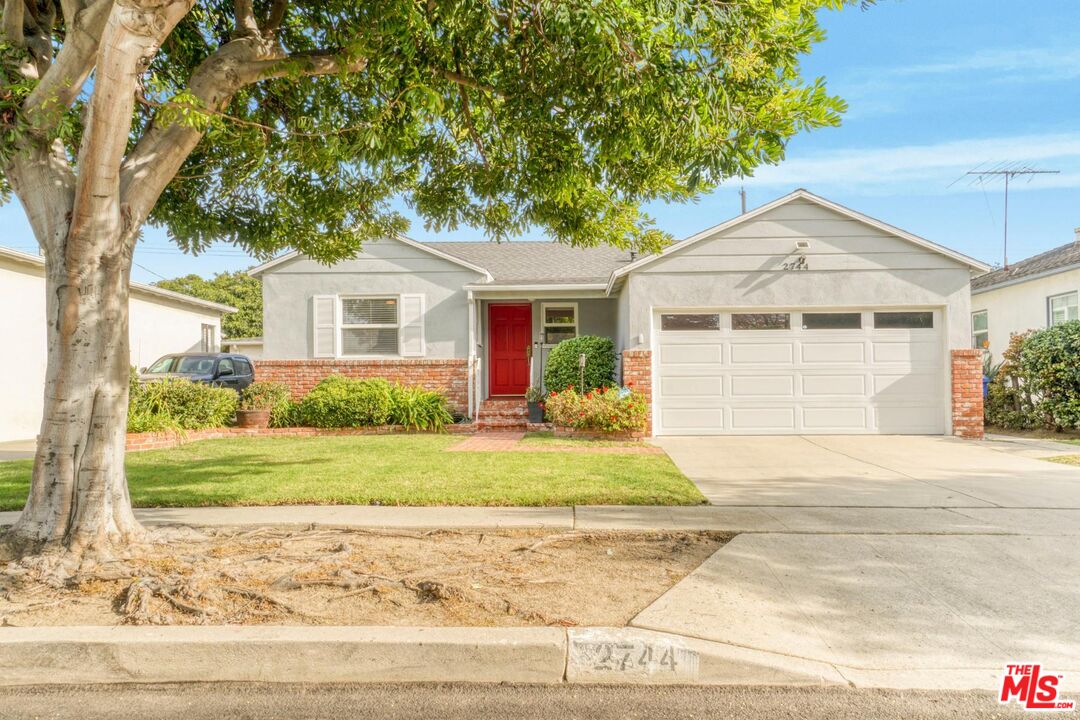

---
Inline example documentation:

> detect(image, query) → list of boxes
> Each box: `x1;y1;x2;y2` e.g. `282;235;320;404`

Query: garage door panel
660;376;723;397
872;340;938;366
729;343;794;365
730;375;795;398
872;373;939;399
801;406;869;431
800;341;865;364
875;406;942;433
801;374;867;396
659;343;722;364
661;408;725;430
730;407;796;431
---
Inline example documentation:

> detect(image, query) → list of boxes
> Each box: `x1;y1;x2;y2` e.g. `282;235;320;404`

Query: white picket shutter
312;295;337;357
398;294;426;357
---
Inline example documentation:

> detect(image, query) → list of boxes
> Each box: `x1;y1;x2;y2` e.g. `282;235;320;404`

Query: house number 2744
781;256;809;271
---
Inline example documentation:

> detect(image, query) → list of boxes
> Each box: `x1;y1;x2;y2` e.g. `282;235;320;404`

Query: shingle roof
428;241;635;285
971;241;1080;292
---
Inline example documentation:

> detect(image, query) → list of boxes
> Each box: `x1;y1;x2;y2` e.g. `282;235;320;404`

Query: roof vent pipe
1074;227;1080;245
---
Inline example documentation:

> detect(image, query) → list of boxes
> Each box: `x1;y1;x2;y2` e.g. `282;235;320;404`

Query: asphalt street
0;683;1028;720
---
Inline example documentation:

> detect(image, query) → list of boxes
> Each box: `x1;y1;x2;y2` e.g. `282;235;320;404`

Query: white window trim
1048;291;1079;327
338;294;402;358
540;302;578;346
971;310;989;350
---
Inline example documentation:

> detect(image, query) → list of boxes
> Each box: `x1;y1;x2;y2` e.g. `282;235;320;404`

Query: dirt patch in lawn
0;527;728;628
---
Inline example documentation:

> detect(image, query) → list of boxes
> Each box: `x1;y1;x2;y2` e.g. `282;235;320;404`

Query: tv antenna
951;162;1059;268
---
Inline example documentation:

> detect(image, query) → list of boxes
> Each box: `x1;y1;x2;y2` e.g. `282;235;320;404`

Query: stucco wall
625;198;974;351
0;258;225;441
971;267;1080;360
261;238;485;359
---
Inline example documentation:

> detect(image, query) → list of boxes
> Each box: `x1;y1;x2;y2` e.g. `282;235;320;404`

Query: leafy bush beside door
543;336;616;393
985;322;1080;430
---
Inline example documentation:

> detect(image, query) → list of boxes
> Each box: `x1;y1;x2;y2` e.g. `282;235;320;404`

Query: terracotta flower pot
236;408;271;429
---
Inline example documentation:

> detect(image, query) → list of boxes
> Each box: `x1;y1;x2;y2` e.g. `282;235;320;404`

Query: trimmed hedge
128;376;238;432
543;336;616;393
298;376;453;431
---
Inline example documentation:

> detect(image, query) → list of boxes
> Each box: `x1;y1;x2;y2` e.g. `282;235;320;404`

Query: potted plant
525;386;545;423
236;382;285;429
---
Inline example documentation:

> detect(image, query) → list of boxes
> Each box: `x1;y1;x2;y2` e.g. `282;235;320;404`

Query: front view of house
250;190;990;437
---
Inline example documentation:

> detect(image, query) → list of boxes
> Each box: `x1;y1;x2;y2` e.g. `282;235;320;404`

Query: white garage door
655;309;945;435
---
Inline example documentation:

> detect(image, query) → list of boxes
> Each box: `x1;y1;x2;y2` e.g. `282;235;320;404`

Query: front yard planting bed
0;435;705;509
0;527;729;627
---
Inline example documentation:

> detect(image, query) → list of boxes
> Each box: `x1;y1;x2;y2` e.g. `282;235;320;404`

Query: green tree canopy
156;271;262;339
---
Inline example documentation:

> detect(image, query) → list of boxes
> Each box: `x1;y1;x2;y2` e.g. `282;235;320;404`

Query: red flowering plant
543;385;647;433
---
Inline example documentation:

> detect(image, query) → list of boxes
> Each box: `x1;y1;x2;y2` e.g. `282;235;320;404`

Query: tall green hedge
543;335;616;393
128;376;238;432
986;321;1080;430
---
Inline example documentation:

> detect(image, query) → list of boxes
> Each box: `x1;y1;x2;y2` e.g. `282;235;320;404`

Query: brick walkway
447;433;525;452
447;434;663;455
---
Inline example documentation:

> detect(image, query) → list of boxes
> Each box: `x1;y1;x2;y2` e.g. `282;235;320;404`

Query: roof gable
605;189;990;292
248;235;492;280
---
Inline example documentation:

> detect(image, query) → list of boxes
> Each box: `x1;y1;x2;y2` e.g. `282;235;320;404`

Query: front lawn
0;435;705;509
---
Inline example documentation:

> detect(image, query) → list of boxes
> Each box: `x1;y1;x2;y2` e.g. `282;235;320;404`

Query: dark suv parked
139;353;255;392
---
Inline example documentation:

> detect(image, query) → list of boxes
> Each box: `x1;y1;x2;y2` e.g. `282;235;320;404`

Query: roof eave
972;262;1080;295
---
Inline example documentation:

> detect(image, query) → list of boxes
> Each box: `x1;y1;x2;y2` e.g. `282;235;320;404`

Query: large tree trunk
8;241;143;567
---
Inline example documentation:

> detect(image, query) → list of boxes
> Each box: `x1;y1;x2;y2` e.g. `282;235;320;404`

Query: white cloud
742;132;1080;194
887;47;1080;81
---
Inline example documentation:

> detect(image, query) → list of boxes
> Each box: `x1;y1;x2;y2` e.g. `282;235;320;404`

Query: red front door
489;304;532;396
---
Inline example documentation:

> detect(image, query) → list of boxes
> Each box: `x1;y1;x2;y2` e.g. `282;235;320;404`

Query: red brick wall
254;359;469;414
621;349;653;436
951;349;984;439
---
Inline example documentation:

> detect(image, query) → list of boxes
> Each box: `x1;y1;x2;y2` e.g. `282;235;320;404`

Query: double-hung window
542;303;578;345
340;297;400;356
312;294;425;358
971;310;989;350
1048;292;1079;326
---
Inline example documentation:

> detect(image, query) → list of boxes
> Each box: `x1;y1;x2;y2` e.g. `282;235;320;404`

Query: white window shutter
399;294;426;357
312;295;337;357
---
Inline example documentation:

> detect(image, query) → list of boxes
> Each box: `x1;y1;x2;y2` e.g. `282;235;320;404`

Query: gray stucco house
249;189;990;437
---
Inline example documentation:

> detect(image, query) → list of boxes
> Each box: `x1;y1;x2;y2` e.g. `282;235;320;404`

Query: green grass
0;435;705;509
1048;455;1080;467
518;431;645;448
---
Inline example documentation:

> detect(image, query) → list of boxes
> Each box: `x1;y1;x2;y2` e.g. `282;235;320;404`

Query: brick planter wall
254;359;468;414
951;349;984;439
621;349;653;436
126;424;474;452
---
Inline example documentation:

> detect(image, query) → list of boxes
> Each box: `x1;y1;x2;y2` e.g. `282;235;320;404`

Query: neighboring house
250;189;990;437
221;337;264;359
0;246;235;442
971;229;1080;360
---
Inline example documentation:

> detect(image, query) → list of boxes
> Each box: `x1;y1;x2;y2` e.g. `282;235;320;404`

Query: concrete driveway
637;435;1080;689
655;434;1080;508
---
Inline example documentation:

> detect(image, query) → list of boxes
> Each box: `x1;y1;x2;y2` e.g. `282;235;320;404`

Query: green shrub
544;386;647;433
1018;320;1080;429
129;377;238;431
299;376;394;428
543;336;616;393
240;381;295;428
270;399;304;428
388;384;454;431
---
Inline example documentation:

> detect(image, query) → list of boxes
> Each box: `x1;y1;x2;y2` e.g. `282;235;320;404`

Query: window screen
660;313;720;331
802;312;862;330
732;313;790;330
342;328;399;355
873;311;934;329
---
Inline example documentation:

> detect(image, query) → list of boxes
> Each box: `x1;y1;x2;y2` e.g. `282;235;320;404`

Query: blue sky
3;0;1078;283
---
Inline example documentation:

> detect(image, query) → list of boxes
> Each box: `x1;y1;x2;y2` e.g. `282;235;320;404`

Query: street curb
0;625;849;688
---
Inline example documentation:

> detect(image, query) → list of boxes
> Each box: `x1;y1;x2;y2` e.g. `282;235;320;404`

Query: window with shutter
340;296;400;356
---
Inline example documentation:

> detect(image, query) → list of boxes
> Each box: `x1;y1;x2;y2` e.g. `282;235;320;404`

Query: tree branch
2;0;25;45
264;0;287;35
232;0;259;38
68;0;194;251
23;0;111;130
120;42;367;225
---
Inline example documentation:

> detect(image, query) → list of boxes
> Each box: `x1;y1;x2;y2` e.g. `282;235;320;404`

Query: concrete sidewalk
3;504;1079;535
